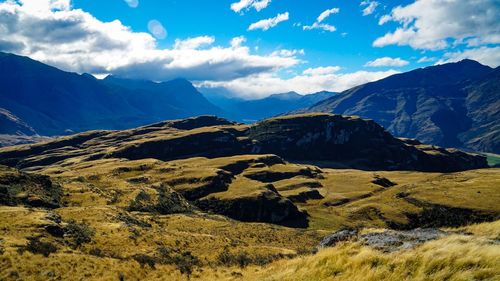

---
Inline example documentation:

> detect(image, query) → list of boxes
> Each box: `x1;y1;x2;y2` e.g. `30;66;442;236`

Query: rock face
0;114;487;172
296;60;499;154
247;114;487;171
196;190;308;228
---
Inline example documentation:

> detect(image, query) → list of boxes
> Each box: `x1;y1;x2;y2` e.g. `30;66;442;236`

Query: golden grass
242;221;500;281
1;154;499;280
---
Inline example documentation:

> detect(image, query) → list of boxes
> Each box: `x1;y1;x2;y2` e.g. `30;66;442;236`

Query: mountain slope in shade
203;91;336;122
0;108;36;136
297;60;499;153
0;52;223;136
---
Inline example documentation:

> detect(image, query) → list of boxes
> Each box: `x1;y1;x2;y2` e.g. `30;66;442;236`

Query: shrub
21;237;58;257
157;247;200;275
217;249;252;268
133;254;156;269
65;220;94;248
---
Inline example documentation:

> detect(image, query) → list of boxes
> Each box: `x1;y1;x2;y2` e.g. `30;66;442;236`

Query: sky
0;0;499;99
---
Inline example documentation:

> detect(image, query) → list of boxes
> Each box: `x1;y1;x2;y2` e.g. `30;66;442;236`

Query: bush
217;249;252;268
133;254;157;269
157;247;200;275
217;248;289;268
21;237;58;257
65;220;94;247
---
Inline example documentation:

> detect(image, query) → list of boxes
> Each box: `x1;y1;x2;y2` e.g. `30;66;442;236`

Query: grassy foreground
0;154;499;280
244;221;500;281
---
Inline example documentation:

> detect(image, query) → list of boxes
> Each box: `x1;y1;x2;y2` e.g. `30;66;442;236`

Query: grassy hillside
0;156;499;280
0;115;498;280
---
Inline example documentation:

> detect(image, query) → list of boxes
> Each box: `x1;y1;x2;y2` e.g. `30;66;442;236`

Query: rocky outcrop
318;229;358;248
127;183;193;214
360;228;447;252
195;190;308;228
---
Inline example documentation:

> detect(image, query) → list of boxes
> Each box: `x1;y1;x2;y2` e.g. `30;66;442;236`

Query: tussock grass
245;221;500;281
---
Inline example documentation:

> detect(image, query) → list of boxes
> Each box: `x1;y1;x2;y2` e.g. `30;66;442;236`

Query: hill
296;60;499;153
0;114;487;172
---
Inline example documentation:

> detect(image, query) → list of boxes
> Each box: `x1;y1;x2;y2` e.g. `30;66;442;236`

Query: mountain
0;52;223;137
296;60;499;153
203;91;336;122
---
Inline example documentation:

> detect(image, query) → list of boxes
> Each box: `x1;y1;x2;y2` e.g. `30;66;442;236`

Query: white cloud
360;1;379;16
198;69;399;99
147;20;167;39
373;0;500;50
230;0;271;13
365;57;409;67
271;49;305;57
417;56;437;63
0;0;299;82
303;66;340;76
230;36;246;48
303;8;339;32
124;0;138;8
378;14;391;25
317;8;339;23
174;36;215;50
303;23;336;32
248;12;289;31
438;46;500;67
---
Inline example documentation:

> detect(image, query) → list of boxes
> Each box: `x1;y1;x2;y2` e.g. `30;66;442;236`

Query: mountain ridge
294;60;499;153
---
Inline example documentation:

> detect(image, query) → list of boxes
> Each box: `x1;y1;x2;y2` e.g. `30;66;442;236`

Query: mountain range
0;51;498;153
295;60;500;153
203;91;336;122
0;52;223;137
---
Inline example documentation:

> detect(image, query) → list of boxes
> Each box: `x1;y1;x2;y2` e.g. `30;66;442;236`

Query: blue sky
0;0;499;98
72;0;417;72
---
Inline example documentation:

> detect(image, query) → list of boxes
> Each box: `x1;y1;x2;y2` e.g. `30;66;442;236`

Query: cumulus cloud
373;0;500;50
0;0;300;82
124;0;138;8
198;69;399;99
174;36;215;50
302;66;340;76
303;8;339;32
230;0;271;13
360;1;379;16
248;12;289;31
364;57;409;67
438;46;500;67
